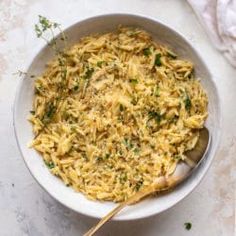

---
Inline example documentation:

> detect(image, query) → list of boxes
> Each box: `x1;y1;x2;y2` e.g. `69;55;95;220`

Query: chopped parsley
120;172;127;184
118;150;123;156
70;126;77;132
133;148;140;155
154;86;160;97
173;155;181;160
135;179;143;191
148;111;162;124
119;104;124;112
97;61;104;68
170;115;178;124
44;160;55;169
143;47;151;56
184;94;192;111
105;153;110;159
30;110;35;115
154;53;162;66
131;98;138;105
35;86;42;95
96;157;103;162
82;153;88;161
83;67;94;80
58;57;65;67
123;138;133;149
150;144;155;149
184;222;192;230
42;103;57;123
129;79;138;85
73;85;79;91
61;68;67;80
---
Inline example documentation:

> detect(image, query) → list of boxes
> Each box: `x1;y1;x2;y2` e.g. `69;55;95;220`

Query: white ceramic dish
13;14;221;220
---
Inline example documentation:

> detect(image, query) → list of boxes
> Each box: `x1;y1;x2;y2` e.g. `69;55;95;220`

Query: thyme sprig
35;15;67;53
34;15;68;138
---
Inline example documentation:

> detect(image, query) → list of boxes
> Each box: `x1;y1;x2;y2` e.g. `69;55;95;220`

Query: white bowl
13;14;221;220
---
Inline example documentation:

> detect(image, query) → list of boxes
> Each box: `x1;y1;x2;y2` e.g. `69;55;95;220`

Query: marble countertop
0;0;235;235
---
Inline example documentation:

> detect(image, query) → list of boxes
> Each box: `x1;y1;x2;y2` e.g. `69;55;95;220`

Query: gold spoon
84;127;210;236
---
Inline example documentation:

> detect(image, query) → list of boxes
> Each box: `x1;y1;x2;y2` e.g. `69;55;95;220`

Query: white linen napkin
188;0;236;67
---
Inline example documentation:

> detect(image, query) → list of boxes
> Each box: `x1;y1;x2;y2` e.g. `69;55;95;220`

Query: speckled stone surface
0;0;235;235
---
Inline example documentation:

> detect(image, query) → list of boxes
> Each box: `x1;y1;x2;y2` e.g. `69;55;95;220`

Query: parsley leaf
129;79;138;85
133;148;140;155
148;111;162;124
73;85;79;91
97;61;104;68
82;153;88;161
135;179;143;191
42;103;57;123
44;160;55;169
154;86;160;97
119;104;124;112
105;153;110;159
120;172;127;184
184;94;192;111
143;47;151;56
96;157;103;162
83;67;94;80
154;53;162;66
123;138;133;149
184;222;192;230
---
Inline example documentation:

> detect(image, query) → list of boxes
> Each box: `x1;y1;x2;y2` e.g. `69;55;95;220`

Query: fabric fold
188;0;236;67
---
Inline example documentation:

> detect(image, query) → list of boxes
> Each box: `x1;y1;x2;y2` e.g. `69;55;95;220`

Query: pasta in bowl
29;27;208;202
14;14;221;219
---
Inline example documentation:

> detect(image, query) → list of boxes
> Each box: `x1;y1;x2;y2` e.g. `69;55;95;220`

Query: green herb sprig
33;15;68;138
35;15;67;52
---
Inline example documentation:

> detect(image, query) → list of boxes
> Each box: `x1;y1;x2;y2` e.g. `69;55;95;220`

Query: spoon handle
83;202;127;236
83;177;168;236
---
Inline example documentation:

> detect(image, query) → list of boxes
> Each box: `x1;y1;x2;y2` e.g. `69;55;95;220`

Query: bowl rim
13;13;222;221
